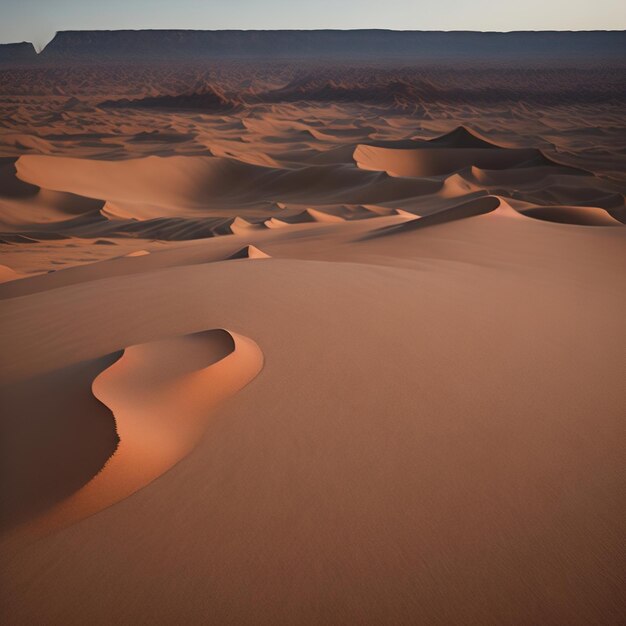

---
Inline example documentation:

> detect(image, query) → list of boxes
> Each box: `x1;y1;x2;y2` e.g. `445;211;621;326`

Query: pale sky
1;0;624;49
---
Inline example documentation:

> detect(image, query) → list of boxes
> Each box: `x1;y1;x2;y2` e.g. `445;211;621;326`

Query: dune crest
0;263;25;283
353;127;555;178
518;205;622;226
364;195;502;239
0;53;625;625
17;329;263;540
99;84;238;112
227;245;271;260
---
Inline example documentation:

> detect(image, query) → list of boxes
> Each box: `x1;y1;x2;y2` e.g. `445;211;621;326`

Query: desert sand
0;48;625;624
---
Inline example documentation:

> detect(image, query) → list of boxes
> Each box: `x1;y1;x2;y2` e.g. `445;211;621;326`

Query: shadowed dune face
0;118;621;256
355;144;547;177
1;61;624;266
519;205;623;226
5;329;263;543
0;353;121;532
363;195;503;239
227;244;271;259
354;127;579;177
0;56;625;625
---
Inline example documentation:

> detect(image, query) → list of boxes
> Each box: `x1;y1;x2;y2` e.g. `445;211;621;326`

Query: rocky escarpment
0;42;38;64
37;30;626;63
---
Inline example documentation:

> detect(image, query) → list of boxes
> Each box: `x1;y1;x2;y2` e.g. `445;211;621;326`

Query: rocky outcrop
0;42;38;64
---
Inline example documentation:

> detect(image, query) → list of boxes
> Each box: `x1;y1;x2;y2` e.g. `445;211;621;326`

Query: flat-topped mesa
39;30;626;63
0;42;38;65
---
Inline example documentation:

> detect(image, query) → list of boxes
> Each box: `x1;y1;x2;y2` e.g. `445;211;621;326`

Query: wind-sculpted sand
0;59;624;625
2;330;263;546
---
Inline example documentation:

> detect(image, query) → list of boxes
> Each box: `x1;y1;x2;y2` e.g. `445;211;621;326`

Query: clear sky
1;0;624;49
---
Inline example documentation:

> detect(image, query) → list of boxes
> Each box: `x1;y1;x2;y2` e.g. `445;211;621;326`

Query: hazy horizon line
3;27;625;50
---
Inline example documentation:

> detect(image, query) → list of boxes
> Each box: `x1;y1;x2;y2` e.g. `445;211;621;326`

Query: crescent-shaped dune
519;205;622;226
352;127;592;180
16;329;263;541
354;144;554;178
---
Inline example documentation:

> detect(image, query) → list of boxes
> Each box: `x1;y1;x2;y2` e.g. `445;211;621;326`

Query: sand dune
0;353;120;533
229;216;266;235
0;57;624;625
0;263;25;283
99;84;238;112
5;329;263;544
518;205;622;226
364;195;502;238
354;127;560;177
11;153;443;229
227;245;270;259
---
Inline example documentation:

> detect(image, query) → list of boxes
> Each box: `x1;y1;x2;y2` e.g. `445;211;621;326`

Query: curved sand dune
2;237;623;624
229;216;267;235
15;154;440;213
1;72;625;624
519;205;622;226
0;353;121;533
0;159;38;198
469;163;590;186
354;144;554;178
0;263;25;283
305;207;346;223
352;126;589;179
364;195;502;238
16;329;263;540
15;155;237;210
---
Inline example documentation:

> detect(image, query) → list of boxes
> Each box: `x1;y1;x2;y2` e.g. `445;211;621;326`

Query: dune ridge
0;55;624;625
7;329;263;543
99;83;239;112
4;123;620;256
227;245;270;259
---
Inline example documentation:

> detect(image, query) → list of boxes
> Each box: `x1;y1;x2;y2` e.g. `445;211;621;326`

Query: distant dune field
0;36;625;625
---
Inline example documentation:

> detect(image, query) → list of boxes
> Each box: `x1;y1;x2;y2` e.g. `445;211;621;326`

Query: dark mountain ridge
0;42;38;64
10;30;626;64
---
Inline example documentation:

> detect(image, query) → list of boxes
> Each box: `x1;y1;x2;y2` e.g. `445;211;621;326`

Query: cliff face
39;30;626;63
0;42;38;64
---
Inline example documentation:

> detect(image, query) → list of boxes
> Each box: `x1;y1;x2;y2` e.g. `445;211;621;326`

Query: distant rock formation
0;42;38;64
36;30;626;63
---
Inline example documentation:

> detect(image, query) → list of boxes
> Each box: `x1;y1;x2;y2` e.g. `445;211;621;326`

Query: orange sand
0;62;624;625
